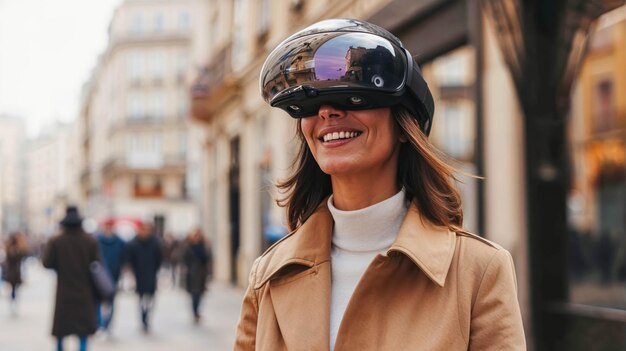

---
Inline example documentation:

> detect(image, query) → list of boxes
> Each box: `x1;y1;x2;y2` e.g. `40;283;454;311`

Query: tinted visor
260;32;408;117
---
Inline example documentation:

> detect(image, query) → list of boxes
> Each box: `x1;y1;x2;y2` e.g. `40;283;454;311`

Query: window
434;50;471;86
178;94;189;119
593;78;615;133
148;92;165;119
130;14;143;35
149;50;166;82
176;53;188;83
178;12;190;32
435;103;475;160
154;13;164;33
127;133;163;168
128;52;143;83
127;95;144;119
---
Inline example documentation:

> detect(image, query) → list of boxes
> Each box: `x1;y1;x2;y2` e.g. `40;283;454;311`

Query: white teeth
321;131;360;142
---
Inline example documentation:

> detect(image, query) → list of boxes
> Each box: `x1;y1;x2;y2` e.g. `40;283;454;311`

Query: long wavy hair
276;105;464;232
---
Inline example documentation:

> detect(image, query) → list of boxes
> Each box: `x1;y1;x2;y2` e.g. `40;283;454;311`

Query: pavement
0;258;244;351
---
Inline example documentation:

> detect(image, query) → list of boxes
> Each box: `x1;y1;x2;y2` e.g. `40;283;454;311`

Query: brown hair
277;105;464;232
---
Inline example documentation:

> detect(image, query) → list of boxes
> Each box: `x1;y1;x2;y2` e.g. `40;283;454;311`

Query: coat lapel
263;204;333;351
270;262;331;351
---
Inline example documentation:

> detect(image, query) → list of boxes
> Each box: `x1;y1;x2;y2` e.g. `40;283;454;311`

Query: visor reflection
261;33;406;103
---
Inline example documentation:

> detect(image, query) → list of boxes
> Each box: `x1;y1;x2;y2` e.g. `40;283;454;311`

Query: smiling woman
235;18;526;351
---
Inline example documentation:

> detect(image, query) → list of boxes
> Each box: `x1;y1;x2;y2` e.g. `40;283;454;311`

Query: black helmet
259;18;434;135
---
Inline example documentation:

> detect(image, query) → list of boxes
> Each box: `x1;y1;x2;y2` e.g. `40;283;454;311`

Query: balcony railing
108;31;190;50
107;115;186;135
101;154;187;177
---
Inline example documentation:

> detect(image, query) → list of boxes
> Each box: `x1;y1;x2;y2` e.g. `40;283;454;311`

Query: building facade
79;0;205;237
0;115;26;237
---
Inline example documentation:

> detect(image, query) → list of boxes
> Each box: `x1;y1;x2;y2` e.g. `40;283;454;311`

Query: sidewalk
0;258;244;351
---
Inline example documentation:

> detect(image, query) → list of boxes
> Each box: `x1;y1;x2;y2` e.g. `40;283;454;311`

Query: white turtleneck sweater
327;189;408;350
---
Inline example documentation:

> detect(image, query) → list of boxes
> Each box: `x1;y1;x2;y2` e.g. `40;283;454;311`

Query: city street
0;258;244;351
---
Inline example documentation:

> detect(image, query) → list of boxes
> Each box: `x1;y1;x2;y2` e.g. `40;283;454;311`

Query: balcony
108;115;185;136
108;31;190;51
190;43;240;122
101;154;187;178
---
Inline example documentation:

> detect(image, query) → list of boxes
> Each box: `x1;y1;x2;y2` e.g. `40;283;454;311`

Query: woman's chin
319;162;361;177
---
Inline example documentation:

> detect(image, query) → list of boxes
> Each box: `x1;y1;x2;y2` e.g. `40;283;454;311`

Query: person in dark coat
95;219;125;333
181;228;213;324
125;221;162;332
42;206;100;351
2;231;28;314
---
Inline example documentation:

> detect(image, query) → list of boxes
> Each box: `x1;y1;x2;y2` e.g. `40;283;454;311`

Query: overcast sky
0;0;123;137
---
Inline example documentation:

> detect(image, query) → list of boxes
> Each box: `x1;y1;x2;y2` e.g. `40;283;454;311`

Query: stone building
78;0;205;237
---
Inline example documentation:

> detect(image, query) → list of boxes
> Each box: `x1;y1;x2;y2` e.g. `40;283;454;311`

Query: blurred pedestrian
125;221;162;332
235;19;525;350
2;231;29;314
42;206;100;351
94;219;125;334
181;228;213;324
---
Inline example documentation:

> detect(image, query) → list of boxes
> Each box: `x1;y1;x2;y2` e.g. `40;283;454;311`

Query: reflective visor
260;32;408;116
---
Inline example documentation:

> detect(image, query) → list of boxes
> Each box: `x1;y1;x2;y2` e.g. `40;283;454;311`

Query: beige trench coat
234;202;526;350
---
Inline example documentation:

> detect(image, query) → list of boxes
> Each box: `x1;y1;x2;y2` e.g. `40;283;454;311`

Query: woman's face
301;105;402;178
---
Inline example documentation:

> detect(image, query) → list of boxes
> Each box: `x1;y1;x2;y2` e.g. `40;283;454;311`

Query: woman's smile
301;105;401;177
318;127;363;147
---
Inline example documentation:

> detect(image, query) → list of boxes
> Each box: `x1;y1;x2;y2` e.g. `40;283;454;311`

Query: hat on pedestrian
60;206;83;227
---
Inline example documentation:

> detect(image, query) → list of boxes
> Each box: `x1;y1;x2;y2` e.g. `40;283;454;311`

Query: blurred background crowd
1;0;626;350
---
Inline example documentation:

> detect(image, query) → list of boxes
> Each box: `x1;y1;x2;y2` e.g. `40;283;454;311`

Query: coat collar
388;203;456;287
256;200;456;288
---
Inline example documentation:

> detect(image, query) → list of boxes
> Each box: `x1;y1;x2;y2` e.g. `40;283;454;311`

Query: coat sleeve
234;258;260;351
155;240;163;269
92;238;103;263
469;249;526;350
42;238;57;270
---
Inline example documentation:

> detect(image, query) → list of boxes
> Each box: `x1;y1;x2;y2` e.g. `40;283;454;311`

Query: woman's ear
399;133;408;143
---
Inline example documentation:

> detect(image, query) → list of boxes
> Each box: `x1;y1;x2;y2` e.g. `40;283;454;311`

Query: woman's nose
318;105;346;119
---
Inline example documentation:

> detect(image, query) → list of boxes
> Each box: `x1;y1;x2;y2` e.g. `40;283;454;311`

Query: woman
235;19;526;350
181;228;213;324
2;232;28;314
43;206;100;351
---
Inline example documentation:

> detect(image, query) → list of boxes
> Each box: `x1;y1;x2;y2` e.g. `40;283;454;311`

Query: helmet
259;18;434;135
